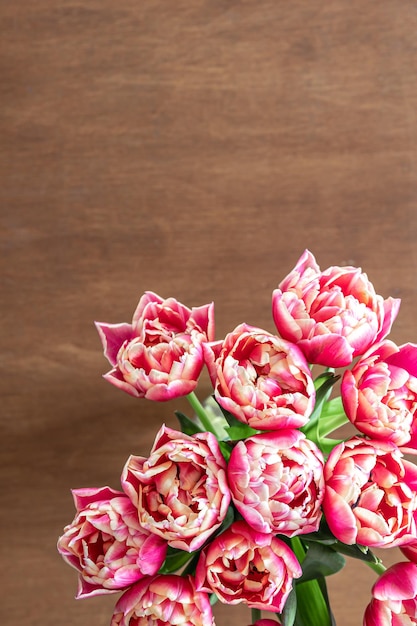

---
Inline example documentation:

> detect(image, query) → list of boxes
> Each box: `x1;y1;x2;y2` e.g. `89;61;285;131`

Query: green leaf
294;577;333;626
314;372;340;410
316;577;337;626
180;550;201;577
218;440;232;461
218;405;247;429
318;395;349;438
287;536;333;626
175;410;204;435
159;547;194;574
314;371;340;394
332;541;380;564
203;396;255;441
320;396;345;420
317;436;344;456
225;424;259;440
279;587;297;626
301;373;340;443
206;401;260;440
299;542;345;582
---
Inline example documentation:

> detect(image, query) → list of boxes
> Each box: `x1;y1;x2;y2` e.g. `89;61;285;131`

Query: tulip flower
195;520;302;612
323;437;417;547
342;340;417;448
57;486;167;598
111;574;214;626
227;429;324;536
363;561;417;625
121;425;231;552
272;250;400;367
206;323;315;431
401;543;417;571
95;291;215;401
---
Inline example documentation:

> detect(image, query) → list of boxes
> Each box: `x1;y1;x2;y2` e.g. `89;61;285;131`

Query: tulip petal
95;322;133;366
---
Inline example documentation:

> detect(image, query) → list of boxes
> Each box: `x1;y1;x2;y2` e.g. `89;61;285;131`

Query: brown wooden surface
2;2;417;625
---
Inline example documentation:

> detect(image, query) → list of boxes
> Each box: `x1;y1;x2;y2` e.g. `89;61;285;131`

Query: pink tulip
363;562;417;625
57;486;167;598
323;437;417;547
272;250;400;367
401;542;417;564
342;341;417;448
207;323;315;431
111;574;215;626
227;430;324;536
249;621;280;626
121;425;231;552
95;292;215;401
195;520;302;612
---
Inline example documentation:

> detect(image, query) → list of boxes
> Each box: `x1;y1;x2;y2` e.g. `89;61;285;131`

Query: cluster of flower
58;250;417;625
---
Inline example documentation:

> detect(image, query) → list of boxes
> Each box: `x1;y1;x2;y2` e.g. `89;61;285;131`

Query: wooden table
2;2;417;624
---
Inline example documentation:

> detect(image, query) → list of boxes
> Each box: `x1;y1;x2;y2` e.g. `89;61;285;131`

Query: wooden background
2;1;417;624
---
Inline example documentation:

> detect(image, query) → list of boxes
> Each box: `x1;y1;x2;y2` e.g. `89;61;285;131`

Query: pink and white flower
195;520;302;612
206;323;315;431
363;561;417;625
121;425;230;552
227;429;324;536
323;437;417;547
111;574;215;626
342;341;417;448
95;292;215;401
57;486;167;598
272;250;400;367
401;541;417;564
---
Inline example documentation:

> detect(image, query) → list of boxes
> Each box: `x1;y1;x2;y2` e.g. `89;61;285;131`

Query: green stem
251;608;261;623
366;560;387;576
186;392;223;439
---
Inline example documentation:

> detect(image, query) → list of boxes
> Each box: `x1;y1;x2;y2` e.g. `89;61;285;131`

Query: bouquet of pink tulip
58;250;417;625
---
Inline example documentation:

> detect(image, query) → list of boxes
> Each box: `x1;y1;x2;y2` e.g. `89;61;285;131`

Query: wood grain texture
1;1;417;624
